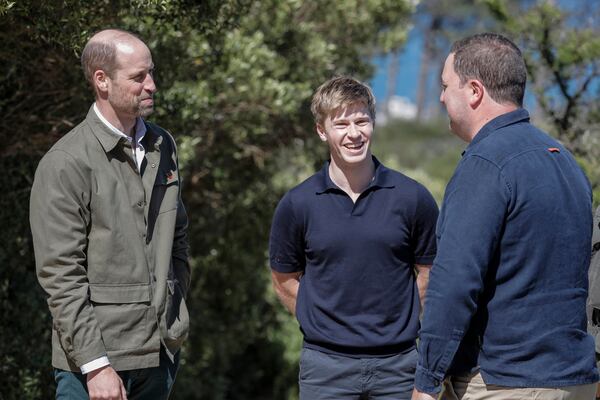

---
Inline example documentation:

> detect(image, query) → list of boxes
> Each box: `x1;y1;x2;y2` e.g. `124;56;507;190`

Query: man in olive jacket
30;29;190;400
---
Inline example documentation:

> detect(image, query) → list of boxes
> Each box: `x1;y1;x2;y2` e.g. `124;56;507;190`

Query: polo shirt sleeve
269;193;306;273
414;155;511;395
411;186;439;265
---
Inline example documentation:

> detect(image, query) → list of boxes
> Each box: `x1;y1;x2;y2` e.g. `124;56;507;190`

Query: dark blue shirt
270;158;439;356
415;109;599;394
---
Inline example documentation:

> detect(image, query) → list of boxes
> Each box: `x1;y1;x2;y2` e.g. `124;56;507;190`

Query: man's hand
411;388;437;400
595;382;600;399
86;365;127;400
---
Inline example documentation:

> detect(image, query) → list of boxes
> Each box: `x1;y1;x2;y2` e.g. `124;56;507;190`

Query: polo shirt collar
315;156;395;194
466;108;530;153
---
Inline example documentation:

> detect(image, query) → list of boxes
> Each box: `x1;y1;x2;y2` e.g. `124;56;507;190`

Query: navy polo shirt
269;157;439;356
415;109;599;394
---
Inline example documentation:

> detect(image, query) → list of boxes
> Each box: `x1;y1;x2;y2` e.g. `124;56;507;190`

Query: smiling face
106;39;156;119
317;102;374;169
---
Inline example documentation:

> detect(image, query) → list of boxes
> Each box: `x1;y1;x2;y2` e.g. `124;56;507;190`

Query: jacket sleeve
30;150;107;367
414;156;510;395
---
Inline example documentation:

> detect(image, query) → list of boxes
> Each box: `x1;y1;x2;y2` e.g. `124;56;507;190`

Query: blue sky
369;29;541;114
369;29;426;105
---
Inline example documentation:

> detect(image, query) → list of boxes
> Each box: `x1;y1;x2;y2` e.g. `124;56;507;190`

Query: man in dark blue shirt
412;33;599;400
270;76;439;399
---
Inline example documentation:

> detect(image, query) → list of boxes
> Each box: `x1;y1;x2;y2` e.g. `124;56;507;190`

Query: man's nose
347;123;360;138
145;74;157;93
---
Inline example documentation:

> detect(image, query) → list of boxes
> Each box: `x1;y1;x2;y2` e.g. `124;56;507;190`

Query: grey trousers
299;346;417;400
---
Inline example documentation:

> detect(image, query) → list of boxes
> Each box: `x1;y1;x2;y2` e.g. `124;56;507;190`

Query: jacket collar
86;105;124;153
142;122;163;152
86;105;162;152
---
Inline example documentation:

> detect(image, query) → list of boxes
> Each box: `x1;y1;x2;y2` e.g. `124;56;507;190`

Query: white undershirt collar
93;103;147;170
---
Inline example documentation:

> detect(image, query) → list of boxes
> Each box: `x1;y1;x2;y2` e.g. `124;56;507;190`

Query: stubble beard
137;101;154;118
108;86;153;119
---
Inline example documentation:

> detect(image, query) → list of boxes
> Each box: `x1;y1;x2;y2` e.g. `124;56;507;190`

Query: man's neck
468;103;519;142
328;155;375;201
95;101;136;137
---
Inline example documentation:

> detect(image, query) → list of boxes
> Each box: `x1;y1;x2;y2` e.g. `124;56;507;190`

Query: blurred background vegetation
0;0;598;399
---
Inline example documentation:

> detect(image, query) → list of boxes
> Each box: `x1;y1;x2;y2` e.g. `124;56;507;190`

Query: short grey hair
80;29;141;88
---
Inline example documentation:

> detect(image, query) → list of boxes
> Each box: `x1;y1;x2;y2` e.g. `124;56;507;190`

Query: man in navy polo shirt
269;76;439;400
412;33;599;400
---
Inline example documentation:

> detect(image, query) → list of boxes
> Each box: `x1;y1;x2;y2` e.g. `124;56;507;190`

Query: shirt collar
465;108;530;154
90;103;147;152
134;119;147;149
315;156;395;194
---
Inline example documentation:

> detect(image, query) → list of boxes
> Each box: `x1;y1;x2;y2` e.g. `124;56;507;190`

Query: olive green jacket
30;106;190;372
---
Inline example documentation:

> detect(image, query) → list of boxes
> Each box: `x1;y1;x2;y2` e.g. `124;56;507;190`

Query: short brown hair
310;76;376;125
451;33;527;107
80;29;141;89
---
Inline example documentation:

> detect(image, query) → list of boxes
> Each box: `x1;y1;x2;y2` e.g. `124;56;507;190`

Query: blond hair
310;76;376;125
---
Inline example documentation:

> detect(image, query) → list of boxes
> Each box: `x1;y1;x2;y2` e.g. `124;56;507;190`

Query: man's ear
469;79;484;108
316;123;327;142
93;70;110;95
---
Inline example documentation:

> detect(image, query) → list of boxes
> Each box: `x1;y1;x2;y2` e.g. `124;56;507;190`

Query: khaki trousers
442;372;596;400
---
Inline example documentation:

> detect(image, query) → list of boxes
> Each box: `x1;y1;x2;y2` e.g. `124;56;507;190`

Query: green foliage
0;155;52;399
0;1;414;399
372;118;464;203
